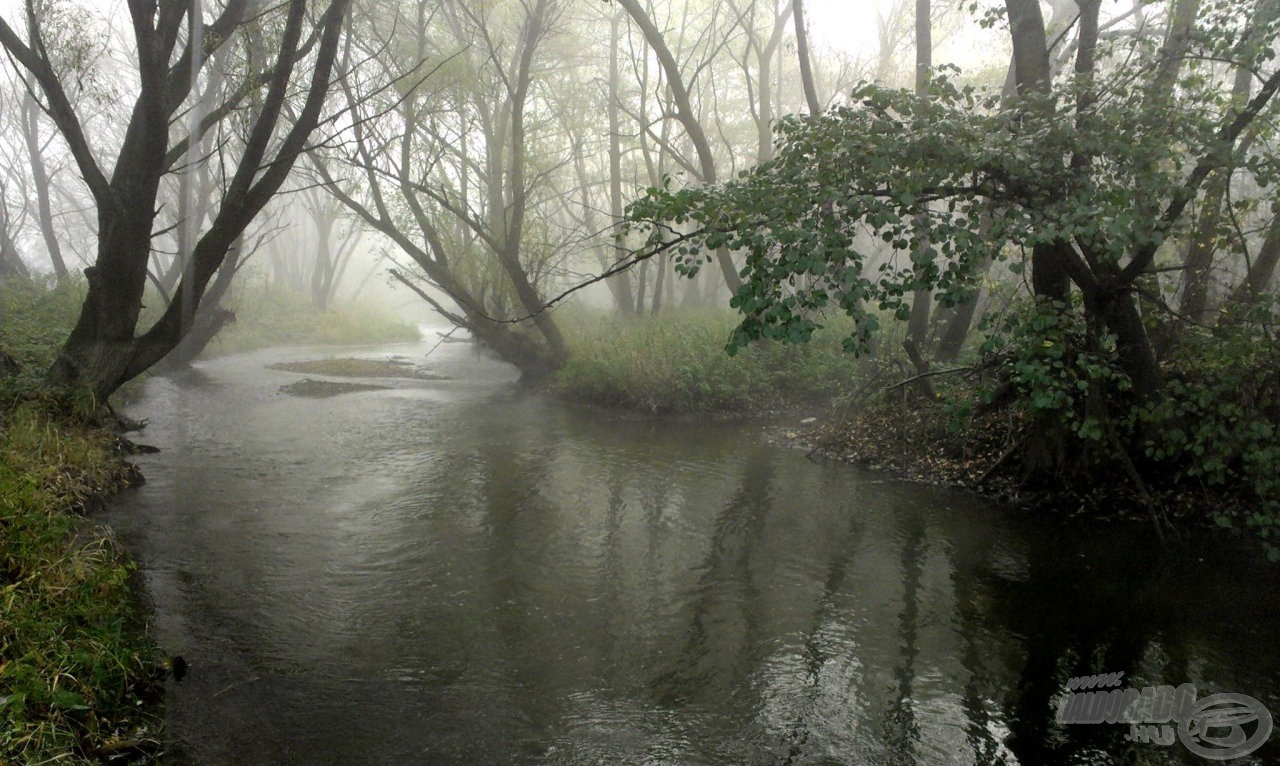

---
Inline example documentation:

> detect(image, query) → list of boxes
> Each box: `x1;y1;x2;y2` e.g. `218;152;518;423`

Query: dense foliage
620;5;1280;553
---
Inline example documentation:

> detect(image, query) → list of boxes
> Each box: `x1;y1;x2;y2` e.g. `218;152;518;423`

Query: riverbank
770;387;1275;556
0;388;165;763
549;309;1276;555
0;277;420;378
554;309;861;414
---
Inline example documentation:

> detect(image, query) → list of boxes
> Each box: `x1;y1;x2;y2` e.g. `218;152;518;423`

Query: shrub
1134;299;1280;557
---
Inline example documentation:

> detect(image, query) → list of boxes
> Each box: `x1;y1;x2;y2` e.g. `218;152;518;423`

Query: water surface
109;339;1280;764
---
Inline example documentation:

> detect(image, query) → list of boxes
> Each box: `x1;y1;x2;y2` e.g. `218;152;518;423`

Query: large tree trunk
48;197;162;396
1102;291;1161;400
1005;0;1075;306
2;0;352;401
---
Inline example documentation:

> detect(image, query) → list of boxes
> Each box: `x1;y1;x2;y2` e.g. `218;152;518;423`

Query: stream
107;337;1280;764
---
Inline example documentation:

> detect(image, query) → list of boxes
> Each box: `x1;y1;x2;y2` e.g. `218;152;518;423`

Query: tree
725;0;793;164
903;0;933;376
1;0;117;284
263;180;362;311
0;0;352;400
1175;0;1280;322
791;0;821;116
615;0;745;294
621;0;1280;448
320;0;573;379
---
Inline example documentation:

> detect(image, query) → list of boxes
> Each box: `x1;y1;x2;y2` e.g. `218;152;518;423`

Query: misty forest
3;0;1280;763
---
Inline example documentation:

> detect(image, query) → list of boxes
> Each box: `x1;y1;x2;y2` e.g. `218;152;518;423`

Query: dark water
108;338;1280;765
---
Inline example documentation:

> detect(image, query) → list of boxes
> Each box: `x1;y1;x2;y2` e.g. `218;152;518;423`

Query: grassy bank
0;387;164;762
209;288;420;356
0;278;85;376
554;310;864;413
0;277;420;378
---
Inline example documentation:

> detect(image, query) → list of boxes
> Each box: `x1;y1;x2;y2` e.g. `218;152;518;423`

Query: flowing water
108;337;1280;765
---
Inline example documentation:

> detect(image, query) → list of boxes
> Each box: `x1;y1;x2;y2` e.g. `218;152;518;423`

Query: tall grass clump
555;309;862;413
0;387;164;762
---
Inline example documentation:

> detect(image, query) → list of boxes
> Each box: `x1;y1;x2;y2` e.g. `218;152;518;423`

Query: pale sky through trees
803;0;1009;82
804;0;885;59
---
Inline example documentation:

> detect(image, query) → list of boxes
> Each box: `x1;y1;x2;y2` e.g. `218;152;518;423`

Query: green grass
1;278;420;379
209;289;420;355
0;277;85;376
0;387;164;763
554;309;864;413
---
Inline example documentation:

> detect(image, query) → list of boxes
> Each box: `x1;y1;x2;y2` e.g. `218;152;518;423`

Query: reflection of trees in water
778;495;867;764
951;536;1017;765
471;410;568;732
645;450;773;707
417;403;1280;764
649;448;777;708
884;504;927;761
990;538;1211;764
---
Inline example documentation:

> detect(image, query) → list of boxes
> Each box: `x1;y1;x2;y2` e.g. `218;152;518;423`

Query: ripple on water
107;338;1280;766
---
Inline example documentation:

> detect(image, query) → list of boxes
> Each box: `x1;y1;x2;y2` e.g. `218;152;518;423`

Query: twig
842;364;889;410
1110;427;1175;545
883;364;976;392
421;325;460;360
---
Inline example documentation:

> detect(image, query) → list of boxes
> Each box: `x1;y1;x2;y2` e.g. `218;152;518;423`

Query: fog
0;0;1018;345
4;2;1280;762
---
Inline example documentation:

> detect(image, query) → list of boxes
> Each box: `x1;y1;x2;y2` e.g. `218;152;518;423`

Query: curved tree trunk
390;269;562;381
153;236;244;371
